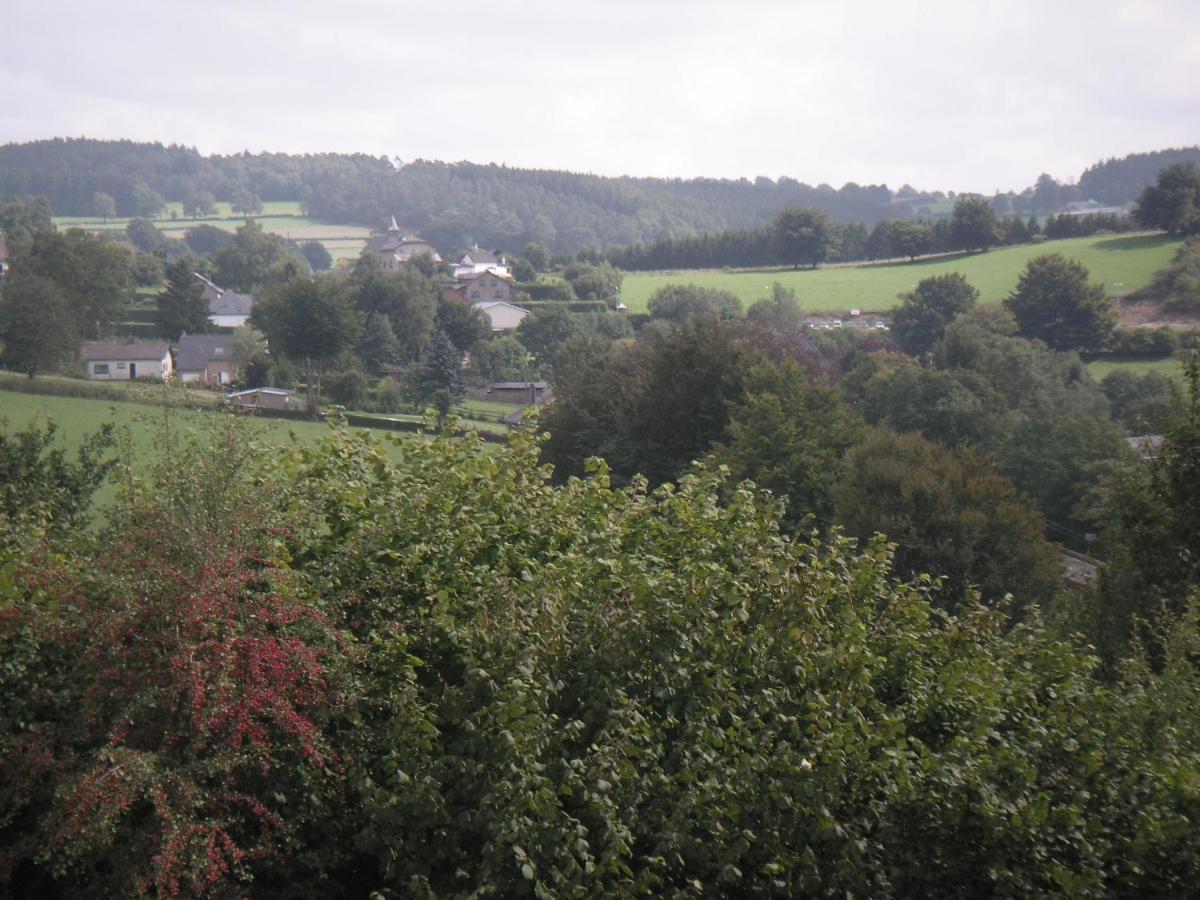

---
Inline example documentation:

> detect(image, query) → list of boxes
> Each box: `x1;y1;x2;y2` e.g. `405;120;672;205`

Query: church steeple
388;215;401;232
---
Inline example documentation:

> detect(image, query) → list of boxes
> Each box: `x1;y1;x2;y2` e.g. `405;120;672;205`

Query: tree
647;284;742;322
15;229;133;339
156;256;212;340
469;334;531;384
1004;254;1116;351
213;220;294;293
716;361;864;528
1134;162;1200;235
950;196;1000;251
437;294;491;353
252;274;361;414
348;255;437;362
300;240;333;272
0;419;115;532
131;182;165;218
771;207;833;268
516;303;581;368
131;252;165;288
523;241;550;272
888;220;933;261
416;326;465;424
182;189;217;218
125;217;163;253
91;191;116;221
891;272;979;356
184;224;234;256
1136;237;1200;311
0;272;78;376
562;261;623;302
355;312;403;375
833;429;1061;613
746;283;804;329
230;188;264;216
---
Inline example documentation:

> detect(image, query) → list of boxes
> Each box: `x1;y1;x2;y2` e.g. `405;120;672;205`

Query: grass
1085;356;1187;382
53;202;370;258
618;233;1185;314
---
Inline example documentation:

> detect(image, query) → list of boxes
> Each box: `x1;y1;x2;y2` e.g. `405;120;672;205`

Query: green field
1085;356;1187;382
618;234;1184;314
53;201;371;259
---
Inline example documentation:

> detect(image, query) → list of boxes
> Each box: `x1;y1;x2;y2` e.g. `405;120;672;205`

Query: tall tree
0;272;77;376
252;274;361;414
416;326;465;425
950;196;1000;252
1004;254;1116;351
213;220;293;293
1134;162;1200;235
17;229;133;339
771;207;834;268
156;257;212;340
91;191;116;221
891;273;979;356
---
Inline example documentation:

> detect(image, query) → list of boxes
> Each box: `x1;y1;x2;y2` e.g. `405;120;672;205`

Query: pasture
53;201;371;259
618;233;1183;314
1084;356;1186;382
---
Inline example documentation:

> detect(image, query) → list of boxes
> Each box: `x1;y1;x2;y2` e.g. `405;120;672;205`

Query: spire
388;215;401;232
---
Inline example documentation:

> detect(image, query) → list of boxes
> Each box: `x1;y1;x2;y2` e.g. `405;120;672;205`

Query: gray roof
82;342;170;362
177;334;234;371
461;247;502;265
457;269;512;284
208;289;254;317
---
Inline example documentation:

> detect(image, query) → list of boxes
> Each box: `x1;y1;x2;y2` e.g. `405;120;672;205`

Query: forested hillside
2;138;1196;254
1079;147;1200;205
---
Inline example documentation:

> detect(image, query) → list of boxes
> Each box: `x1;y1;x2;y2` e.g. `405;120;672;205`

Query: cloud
2;0;1197;192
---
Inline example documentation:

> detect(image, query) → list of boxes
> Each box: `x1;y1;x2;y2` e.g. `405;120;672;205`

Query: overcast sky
3;0;1197;193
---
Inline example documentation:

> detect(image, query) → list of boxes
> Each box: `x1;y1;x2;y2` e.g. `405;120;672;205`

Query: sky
2;0;1197;194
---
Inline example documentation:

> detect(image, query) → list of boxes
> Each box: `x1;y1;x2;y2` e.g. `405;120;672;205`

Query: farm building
176;334;239;384
225;387;296;410
473;300;529;333
194;273;254;328
82;342;173;381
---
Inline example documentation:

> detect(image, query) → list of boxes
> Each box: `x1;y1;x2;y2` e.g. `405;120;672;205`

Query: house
193;273;254;328
458;270;515;304
82;342;173;381
485;381;551;404
473;300;529;333
362;217;443;270
453;245;510;279
176;334;239;384
225;387;296;410
1126;434;1164;460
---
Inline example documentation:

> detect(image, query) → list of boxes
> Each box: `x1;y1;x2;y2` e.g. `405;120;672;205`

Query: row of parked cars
805;319;889;331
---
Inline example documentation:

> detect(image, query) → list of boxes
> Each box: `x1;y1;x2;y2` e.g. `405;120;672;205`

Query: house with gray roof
176;334;239;384
193;273;254;328
362;217;443;270
82;342;172;381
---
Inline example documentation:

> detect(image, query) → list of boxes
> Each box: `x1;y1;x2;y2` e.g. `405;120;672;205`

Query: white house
194;273;254;329
453;245;510;279
362;218;444;271
473;300;529;333
82;342;173;381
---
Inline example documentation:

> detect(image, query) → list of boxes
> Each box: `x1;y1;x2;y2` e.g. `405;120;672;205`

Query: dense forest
2;138;1194;254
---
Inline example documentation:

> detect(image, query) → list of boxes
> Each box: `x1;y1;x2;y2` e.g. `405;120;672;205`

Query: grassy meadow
1084;356;1187;382
53;201;371;260
618;233;1184;314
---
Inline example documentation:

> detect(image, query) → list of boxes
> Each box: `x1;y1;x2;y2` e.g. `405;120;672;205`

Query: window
93;363;110;375
116;362;127;370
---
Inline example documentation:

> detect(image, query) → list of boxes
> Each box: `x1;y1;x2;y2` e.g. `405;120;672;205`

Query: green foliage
1102;368;1176;432
355;312;402;375
0;273;77;376
771;207;834;268
1138;236;1200;311
90;191;116;220
415;327;465;423
300;239;333;272
183;223;233;255
6;415;1200;894
562;261;623;302
436;294;490;354
950;195;1000;251
1135;162;1200;235
716;361;864;528
230;187;264;216
516;303;582;368
131;182;165;218
124;217;162;253
155;256;211;340
349;255;437;362
213;220;295;293
891;272;979;356
834;429;1061;612
746;283;804;328
647;283;742;322
15;229;134;338
1005;254;1116;352
0;418;115;531
468;335;532;385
